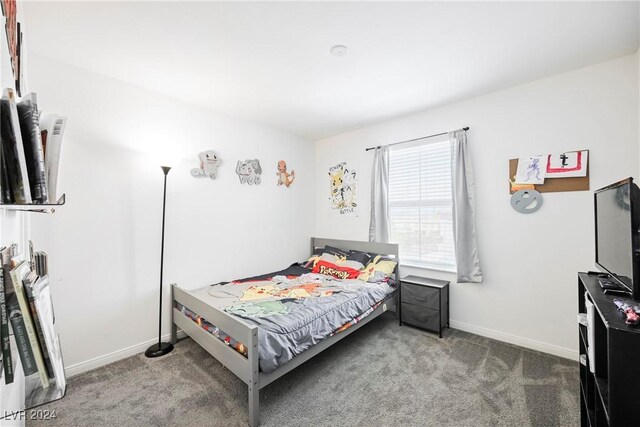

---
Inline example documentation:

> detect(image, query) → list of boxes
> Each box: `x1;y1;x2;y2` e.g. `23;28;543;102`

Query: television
594;177;640;300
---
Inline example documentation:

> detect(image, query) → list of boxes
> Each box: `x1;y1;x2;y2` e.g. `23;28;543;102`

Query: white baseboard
450;319;578;361
64;330;187;378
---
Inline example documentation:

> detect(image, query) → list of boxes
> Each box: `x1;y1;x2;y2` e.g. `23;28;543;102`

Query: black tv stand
578;273;640;426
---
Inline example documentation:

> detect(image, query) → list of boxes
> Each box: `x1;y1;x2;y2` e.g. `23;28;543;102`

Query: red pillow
312;260;360;280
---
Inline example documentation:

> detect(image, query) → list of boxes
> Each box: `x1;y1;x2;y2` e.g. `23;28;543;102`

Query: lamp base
145;342;174;358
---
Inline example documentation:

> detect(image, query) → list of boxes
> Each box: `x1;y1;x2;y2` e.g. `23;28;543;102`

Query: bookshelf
21;334;67;408
1;208;67;423
578;273;640;426
0;194;66;214
0;272;67;423
0;2;68;423
0;332;66;424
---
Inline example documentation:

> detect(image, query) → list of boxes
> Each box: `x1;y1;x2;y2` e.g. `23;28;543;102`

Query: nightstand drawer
401;303;440;331
401;282;440;309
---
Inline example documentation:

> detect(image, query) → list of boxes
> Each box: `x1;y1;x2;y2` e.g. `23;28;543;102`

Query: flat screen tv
594;177;640;300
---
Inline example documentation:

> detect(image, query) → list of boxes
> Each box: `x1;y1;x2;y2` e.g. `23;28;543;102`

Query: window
388;137;456;272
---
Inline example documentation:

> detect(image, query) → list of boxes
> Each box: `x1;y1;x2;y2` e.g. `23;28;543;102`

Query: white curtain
369;146;390;242
449;130;483;283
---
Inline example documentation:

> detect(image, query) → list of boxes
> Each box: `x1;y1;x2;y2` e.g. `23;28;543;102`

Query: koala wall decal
191;150;222;179
236;159;262;185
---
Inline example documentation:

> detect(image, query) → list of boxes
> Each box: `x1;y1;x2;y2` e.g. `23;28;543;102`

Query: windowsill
401;261;457;274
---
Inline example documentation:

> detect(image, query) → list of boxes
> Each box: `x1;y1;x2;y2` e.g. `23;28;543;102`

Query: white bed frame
170;237;399;427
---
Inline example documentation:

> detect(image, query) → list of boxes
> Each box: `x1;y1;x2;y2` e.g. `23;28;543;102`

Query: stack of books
0;88;67;205
0;244;64;392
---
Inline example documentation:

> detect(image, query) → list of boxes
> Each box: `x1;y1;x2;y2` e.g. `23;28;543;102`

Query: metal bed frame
170;237;400;427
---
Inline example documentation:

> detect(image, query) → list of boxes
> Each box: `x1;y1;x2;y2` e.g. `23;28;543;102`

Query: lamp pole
145;165;174;358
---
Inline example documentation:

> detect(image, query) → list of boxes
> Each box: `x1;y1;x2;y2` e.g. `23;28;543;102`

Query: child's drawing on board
515;155;546;185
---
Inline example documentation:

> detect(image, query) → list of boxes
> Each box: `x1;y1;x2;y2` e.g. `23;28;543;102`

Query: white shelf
0;194;65;213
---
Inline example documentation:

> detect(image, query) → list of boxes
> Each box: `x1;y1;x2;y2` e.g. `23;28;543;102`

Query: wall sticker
236;159;262;185
276;160;295;188
191;150;223;179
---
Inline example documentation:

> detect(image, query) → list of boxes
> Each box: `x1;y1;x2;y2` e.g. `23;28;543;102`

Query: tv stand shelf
578;273;640;426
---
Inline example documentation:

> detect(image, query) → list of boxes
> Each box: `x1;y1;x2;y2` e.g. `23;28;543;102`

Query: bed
170;237;400;427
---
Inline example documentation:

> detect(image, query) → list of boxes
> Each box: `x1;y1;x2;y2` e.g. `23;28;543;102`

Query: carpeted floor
28;313;579;426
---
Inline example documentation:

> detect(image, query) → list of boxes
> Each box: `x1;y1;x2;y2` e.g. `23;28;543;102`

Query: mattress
180;264;396;373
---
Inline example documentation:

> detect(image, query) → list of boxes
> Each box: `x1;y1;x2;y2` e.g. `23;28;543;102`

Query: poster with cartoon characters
328;162;358;217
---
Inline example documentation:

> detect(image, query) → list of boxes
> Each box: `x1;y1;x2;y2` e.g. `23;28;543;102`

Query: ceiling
24;1;640;140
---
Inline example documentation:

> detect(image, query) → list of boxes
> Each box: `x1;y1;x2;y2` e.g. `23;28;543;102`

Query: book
40;114;66;201
34;251;48;276
0;144;12;203
23;272;53;378
0;144;3;204
6;292;37;377
1;88;31;203
1;244;16;295
17;94;48;203
0;246;13;384
10;261;49;388
34;251;41;276
29;240;34;271
2;0;17;80
9;243;21;270
31;275;64;389
1;93;23;203
15;23;22;97
35;252;41;275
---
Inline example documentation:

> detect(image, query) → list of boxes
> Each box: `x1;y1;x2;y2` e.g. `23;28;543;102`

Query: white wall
26;54;315;374
315;53;640;359
17;34;639;377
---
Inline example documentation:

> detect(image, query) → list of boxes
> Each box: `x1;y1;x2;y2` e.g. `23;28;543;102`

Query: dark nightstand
399;275;450;337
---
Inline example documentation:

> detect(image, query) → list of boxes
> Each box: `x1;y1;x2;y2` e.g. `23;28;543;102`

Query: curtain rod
364;126;469;152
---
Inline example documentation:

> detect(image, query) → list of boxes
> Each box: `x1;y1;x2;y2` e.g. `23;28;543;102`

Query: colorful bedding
184;266;396;373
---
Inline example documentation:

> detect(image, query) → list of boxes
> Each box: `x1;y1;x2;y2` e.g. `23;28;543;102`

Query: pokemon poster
328;162;358;217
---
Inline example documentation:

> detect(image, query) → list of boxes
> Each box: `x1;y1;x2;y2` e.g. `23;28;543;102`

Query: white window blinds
388;137;456;271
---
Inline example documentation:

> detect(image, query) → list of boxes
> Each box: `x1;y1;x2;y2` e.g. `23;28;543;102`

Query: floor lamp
145;165;175;358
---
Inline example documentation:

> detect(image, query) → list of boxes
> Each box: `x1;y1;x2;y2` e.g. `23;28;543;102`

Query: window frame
387;137;457;273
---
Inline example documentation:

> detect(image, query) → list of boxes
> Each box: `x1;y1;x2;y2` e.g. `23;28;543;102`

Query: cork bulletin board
509;151;590;194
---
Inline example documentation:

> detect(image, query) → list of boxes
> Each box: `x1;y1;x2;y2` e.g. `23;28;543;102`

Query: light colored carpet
29;313;579;426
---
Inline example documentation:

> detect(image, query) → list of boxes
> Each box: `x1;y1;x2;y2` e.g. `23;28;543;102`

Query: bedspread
189;272;395;373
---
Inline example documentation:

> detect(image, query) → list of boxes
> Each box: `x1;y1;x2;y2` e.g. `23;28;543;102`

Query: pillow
322;253;364;269
312;260;361;280
303;245;350;268
308;253;364;270
304;246;376;270
323;245;349;258
358;255;398;282
347;250;372;266
303;247;325;268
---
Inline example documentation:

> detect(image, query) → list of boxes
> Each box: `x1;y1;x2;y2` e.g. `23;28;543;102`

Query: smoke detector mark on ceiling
330;45;349;57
